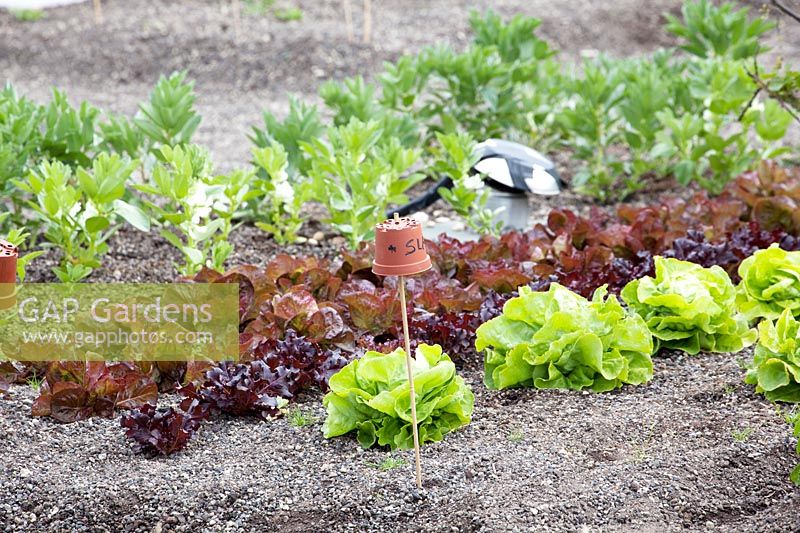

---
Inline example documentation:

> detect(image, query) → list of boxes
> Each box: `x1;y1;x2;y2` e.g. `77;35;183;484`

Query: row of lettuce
1;169;799;482
2;0;799;283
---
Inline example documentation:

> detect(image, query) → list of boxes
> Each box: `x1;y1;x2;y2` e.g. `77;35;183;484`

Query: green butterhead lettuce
476;283;654;392
737;244;800;322
745;309;800;403
322;344;474;450
622;256;755;355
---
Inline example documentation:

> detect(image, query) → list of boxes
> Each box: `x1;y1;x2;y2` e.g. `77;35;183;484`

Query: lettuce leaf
745;309;800;403
476;283;654;391
622;256;755;355
322;344;474;450
737;244;800;322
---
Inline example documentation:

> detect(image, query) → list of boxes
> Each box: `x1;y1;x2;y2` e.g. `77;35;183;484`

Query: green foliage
621;257;756;355
135;71;201;149
367;456;408;471
555;60;626;200
301;119;424;249
322;344;474;450
244;0;274;15
476;284;654;392
251;143;305;245
745;309;800;403
652;59;791;194
99;113;145;160
665;0;775;60
0;85;42;207
250;97;324;176
136;145;239;276
274;7;302;21
286;408;316;427
13;155;147;282
730;427;754;442
430;132;500;235
753;60;800;123
737;244;800;322
301;5;791;206
40;89;99;168
10;9;44;22
320;77;420;148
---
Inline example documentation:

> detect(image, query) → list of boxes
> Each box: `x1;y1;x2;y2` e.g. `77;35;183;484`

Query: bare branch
772;0;800;24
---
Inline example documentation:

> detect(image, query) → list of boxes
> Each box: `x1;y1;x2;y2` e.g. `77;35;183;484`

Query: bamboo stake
362;0;372;44
342;0;354;42
92;0;103;24
232;0;242;41
399;271;422;489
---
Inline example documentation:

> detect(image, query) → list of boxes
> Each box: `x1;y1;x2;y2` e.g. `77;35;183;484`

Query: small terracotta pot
0;240;17;309
373;217;432;277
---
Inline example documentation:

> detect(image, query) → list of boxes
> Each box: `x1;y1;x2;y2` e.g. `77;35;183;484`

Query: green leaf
477;284;653;391
322;344;474;450
84;216;110;234
112;200;151;232
622;257;755;355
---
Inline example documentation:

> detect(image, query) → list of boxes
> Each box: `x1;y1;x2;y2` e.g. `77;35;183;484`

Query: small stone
312;231;325;241
411;212;430;224
295;236;308;244
434;216;451;224
308;238;319;246
331;236;346;246
19;468;31;478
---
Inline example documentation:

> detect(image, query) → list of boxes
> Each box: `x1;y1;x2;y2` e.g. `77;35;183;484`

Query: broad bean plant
301;119;425;249
136;145;252;276
251;143;306;245
14;154;148;282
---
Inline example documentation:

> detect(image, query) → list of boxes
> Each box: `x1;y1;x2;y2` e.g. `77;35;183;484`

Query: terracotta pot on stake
0;240;18;310
373;214;432;489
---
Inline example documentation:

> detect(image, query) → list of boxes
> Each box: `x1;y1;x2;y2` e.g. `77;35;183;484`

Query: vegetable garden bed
1;0;800;531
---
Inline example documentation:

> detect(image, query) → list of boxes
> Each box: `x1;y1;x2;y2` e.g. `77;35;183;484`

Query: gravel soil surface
0;351;799;532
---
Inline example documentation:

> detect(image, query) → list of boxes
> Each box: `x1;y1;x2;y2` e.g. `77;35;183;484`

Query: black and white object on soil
474;138;565;196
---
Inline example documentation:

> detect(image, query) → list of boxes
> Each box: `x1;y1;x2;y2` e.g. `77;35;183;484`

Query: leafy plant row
258;0;797;202
3;0;799;283
3;161;800;456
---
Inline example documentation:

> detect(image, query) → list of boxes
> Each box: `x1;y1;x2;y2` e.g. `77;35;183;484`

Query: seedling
11;9;44;22
244;0;275;15
731;427;754;442
368;456;409;471
287;408;317;428
507;429;524;443
274;7;302;21
26;373;42;392
630;422;658;464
